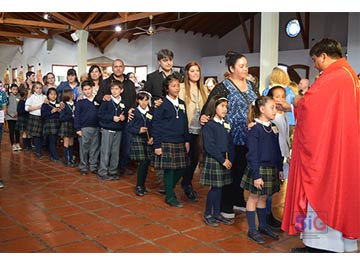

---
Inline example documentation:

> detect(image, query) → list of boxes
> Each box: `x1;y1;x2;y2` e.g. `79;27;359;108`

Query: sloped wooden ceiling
0;12;257;53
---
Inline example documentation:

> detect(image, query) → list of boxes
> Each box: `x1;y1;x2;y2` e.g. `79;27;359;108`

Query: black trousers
181;134;201;190
8;120;20;145
220;145;248;214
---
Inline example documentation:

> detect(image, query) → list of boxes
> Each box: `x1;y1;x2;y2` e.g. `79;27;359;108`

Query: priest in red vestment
281;38;360;252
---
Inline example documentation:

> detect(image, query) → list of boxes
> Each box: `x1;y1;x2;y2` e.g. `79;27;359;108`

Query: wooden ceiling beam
118;12;128;21
238;13;254;53
0;18;72;30
82;13;97;29
296;12;309;49
0;31;48;39
0;39;23;45
49;12;82;29
88;12;166;30
99;32;117;52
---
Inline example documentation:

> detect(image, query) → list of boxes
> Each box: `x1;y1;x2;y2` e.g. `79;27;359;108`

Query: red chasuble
281;58;360;239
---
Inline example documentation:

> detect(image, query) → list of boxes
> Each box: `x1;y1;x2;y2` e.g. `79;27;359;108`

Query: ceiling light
115;25;122;32
43;13;50;21
286;19;301;38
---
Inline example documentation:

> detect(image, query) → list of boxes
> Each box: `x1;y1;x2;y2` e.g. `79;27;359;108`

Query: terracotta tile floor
0;136;359;253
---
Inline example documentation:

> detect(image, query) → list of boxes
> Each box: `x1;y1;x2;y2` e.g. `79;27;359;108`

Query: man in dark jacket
95;59;136;176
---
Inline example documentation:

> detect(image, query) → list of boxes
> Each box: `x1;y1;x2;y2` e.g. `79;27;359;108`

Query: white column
347;13;360;74
259;12;279;93
76;30;89;77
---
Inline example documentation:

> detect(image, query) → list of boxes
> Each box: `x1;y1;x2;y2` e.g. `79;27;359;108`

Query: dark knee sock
257;207;267;229
246;211;257;232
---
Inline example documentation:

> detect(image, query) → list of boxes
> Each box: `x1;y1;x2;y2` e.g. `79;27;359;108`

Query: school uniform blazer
127;108;152;137
97;99;127;131
41;102;59;120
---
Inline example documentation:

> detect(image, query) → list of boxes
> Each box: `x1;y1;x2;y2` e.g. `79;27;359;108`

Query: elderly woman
178;61;208;202
201;51;259;220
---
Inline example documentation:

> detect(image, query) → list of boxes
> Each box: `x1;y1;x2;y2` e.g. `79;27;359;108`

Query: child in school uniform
152;74;190;208
127;91;154;196
6;84;21;151
25;82;46;159
41;88;61;162
16;89;31;152
240;96;284;244
97;80;127;181
200;96;235;226
74;80;100;175
265;85;291;230
59;89;76;167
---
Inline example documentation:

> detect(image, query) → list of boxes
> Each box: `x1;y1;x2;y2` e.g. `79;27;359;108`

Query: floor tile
96;232;145;251
120;243;165;253
54;240;107;252
79;221;120;238
39;228;85;247
154;234;203;252
130;223;175;240
0;237;47;252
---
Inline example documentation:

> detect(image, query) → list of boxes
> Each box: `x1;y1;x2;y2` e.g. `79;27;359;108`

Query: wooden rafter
82;13;97;29
0;39;23;45
88;12;166;30
296;12;309;49
0;18;72;30
0;31;48;39
99;32;117;53
238;13;254;53
118;12;128;21
49;13;82;30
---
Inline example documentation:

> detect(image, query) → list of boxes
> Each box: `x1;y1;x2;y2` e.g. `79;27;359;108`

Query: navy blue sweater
98;99;127;131
127;107;153;138
17;100;28;116
59;102;75;122
152;98;190;148
74;98;99;131
41;102;60;120
202;120;234;164
245;122;283;179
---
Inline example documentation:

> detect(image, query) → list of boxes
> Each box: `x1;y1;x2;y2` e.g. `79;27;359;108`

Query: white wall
347;13;360;74
0;12;354;85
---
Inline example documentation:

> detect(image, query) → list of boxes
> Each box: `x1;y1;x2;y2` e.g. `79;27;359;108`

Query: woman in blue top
57;68;80;102
201;51;259;219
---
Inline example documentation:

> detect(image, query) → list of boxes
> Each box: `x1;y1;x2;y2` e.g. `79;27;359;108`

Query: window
52;64;77;85
286;19;301;38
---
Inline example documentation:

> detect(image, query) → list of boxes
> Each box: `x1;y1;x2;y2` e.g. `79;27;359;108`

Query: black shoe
258;226;279;239
141;186;148;195
50;157;62;163
203;215;219;227
35;153;44;159
215;214;234;225
119;168;134;175
266;213;282;230
97;174;114;181
135;186;145;196
184;188;199;202
248;230;265;244
80;171;87;176
109;174;119;180
165;197;183;208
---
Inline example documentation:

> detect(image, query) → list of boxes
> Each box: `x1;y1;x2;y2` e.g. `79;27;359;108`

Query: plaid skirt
15;114;28;131
26;115;43;137
200;155;232;187
153;142;190;169
59;121;75;138
43;118;60;136
240;166;280;195
130;135;153;161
